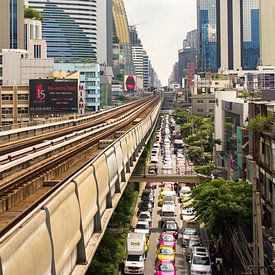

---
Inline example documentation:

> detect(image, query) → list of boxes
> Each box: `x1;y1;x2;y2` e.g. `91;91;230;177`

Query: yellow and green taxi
156;245;175;262
181;195;193;208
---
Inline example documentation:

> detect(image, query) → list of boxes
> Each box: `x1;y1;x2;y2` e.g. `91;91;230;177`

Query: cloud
124;0;197;85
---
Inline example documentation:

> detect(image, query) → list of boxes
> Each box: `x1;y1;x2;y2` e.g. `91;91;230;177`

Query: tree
248;114;274;133
24;8;43;21
192;179;252;235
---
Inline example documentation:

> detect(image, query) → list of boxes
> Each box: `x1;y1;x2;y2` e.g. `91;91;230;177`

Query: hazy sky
123;0;197;85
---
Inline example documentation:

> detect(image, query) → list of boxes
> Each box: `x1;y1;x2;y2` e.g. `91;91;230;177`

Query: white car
180;207;195;221
190;254;212;275
134;221;150;237
138;211;152;225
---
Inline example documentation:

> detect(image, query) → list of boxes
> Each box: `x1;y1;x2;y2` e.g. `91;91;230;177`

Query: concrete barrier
105;147;119;196
92;154;110;215
44;182;83;275
0;211;52;275
73;166;98;246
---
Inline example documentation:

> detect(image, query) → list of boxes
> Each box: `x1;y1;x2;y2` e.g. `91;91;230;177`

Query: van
161;204;176;225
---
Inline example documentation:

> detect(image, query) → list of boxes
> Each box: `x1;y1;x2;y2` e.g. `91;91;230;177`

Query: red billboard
124;75;137;92
29;79;78;114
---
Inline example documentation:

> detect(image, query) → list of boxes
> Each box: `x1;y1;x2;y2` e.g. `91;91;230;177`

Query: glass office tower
198;0;219;72
241;0;259;70
27;0;97;62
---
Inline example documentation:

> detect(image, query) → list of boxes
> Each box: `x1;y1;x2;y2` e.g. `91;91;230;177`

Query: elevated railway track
0;97;159;235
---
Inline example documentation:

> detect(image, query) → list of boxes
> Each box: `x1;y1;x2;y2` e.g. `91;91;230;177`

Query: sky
123;0;197;85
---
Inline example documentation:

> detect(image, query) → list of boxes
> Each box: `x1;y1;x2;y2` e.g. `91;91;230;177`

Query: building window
87;89;96;95
197;109;204;113
18;107;28;114
86;81;96;86
18;94;28;101
34;45;41;58
0;55;2;64
86;72;96;78
2;108;13;114
209;99;215;103
86;98;96;103
10;0;18;49
0;67;2;77
1;94;13;101
209;109;214;112
197;100;204;103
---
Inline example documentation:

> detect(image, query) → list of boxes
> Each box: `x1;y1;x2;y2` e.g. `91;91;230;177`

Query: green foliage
194;163;215;175
192;179;252;235
186;146;203;164
88;186;138;274
248;114;274;133
24;8;42;21
176;108;215;165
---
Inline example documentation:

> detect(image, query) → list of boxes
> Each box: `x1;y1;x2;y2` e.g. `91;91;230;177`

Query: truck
124;233;146;274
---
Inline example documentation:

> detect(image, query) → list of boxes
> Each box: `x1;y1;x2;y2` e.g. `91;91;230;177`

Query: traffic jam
123;115;214;275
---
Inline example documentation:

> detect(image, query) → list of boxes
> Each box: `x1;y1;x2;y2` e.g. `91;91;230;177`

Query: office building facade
27;0;97;62
0;0;25;50
260;0;275;66
198;0;259;72
97;0;113;65
54;62;100;112
197;0;219;72
112;0;135;74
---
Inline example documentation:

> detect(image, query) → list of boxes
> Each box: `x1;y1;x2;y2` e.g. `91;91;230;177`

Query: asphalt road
143;184;190;275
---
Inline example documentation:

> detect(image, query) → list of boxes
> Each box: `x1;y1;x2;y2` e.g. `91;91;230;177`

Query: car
190;254;211;275
163;200;175;206
162;221;179;239
182;227;199;247
156;246;175;262
179;186;191;199
138;201;153;214
158;233;176;249
145;182;157;189
180;207;195;221
154;260;177;275
138;211;152;225
185;237;202;261
141;189;154;204
134;220;150;237
193;246;209;257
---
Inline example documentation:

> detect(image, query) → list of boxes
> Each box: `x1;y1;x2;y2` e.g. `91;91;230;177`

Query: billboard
124;75;137;92
29;79;78;114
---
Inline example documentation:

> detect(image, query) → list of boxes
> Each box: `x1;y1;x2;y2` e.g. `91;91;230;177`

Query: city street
143;184;190;275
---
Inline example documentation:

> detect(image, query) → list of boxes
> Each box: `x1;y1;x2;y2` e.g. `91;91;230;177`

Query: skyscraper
97;0;113;65
260;0;275;66
198;0;259;72
112;0;135;75
27;0;97;62
0;0;25;50
197;0;219;72
241;0;259;69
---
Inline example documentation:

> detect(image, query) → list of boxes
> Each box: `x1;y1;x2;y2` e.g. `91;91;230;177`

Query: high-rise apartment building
0;0;25;50
143;53;150;90
131;45;144;78
27;0;97;62
260;0;275;66
198;0;259;72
